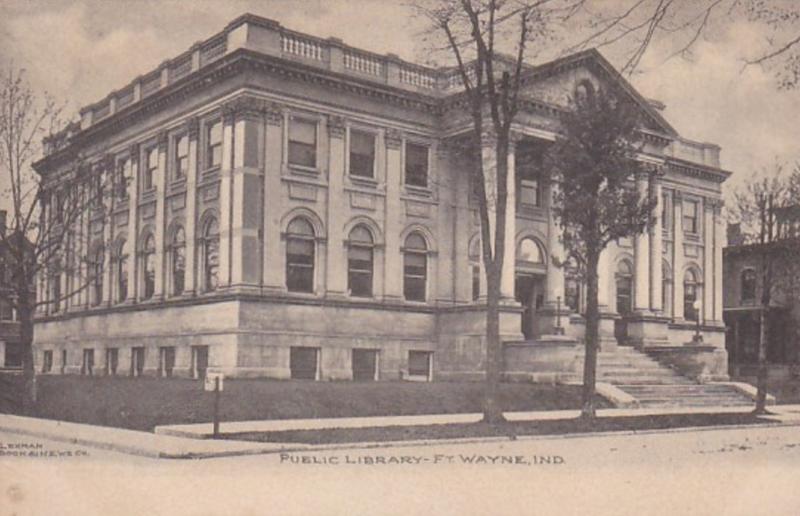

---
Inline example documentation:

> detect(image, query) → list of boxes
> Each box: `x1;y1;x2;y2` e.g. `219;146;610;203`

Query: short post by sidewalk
204;371;224;438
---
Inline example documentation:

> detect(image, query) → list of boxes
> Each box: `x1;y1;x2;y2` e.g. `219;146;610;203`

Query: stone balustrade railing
281;31;325;61
344;49;383;77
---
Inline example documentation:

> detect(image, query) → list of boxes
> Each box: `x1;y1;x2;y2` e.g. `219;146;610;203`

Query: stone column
326;115;347;297
500;138;516;300
229;98;264;290
125;146;139;302
633;170;650;314
649;171;663;313
597;247;611;309
217;109;235;288
672;190;684;321
262;103;284;292
703;197;715;323
714;201;725;322
152;132;168;299
452;147;473;304
183;118;199;295
545;178;565;306
383;129;403;301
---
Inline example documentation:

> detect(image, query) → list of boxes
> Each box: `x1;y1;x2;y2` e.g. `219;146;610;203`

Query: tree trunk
483;261;506;424
17;280;37;415
581;249;600;419
754;307;769;414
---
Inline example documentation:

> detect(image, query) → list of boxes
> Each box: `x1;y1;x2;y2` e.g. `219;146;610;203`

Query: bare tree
729;162;800;414
543;86;655;418
415;0;573;423
0;64;111;413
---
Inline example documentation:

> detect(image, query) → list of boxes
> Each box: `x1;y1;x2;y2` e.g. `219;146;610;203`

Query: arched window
741;269;756;304
171;226;186;296
91;247;104;306
574;79;596;105
347;225;374;297
141;234;155;300
517;238;544;264
615;260;633;315
286;217;315;293
202;218;219;292
403;232;428;302
683;268;701;321
115;242;128;303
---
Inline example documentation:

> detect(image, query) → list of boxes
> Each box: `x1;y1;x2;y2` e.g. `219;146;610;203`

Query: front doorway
515;273;545;340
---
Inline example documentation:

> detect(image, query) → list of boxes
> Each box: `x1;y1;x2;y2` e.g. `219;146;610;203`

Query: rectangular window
407;350;432;379
106;348;118;376
131;346;145;377
405;142;428;187
683;200;698;234
348;246;373;297
403;253;427;301
207;121;222;169
286;238;315;293
519;179;540;207
174;135;189;180
144;147;158;191
191;345;209;380
349;130;375;178
288;119;317;168
159;347;176;378
352;349;378;381
662;193;669;231
82;349;94;376
290;346;319;380
0;300;13;320
3;343;22;368
42;350;53;373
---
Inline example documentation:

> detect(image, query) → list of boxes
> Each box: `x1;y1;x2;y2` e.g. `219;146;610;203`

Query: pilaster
672;190;684;321
383;128;403;300
500;137;516;300
713;201;725;322
183;118;199;295
125;146;139;303
326;114;347;297
229;97;265;290
262;102;284;292
152;131;168;300
217;108;235;288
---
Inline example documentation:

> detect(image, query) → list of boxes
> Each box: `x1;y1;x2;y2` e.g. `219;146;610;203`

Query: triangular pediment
517;49;677;137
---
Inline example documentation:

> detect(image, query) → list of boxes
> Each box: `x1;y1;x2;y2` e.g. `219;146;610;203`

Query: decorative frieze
385;129;402;149
327;115;346;138
350;192;376;210
289;183;318;201
264;102;284;126
186;117;200;140
157;131;168;152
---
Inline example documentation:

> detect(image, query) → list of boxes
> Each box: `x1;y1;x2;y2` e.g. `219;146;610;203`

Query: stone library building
33;14;730;384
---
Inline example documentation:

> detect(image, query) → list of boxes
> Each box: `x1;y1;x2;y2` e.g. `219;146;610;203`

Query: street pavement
2;423;799;515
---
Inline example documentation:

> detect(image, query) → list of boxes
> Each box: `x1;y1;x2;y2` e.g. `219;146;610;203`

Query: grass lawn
224;412;774;445
11;375;609;431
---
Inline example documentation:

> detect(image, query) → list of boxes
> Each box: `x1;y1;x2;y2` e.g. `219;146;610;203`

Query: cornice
666;157;731;185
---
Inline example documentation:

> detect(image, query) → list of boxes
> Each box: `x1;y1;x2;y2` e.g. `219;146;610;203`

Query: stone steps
593;347;753;408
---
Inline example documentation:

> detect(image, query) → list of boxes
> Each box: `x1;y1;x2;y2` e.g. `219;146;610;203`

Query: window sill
348;175;379;188
201;166;221;178
287;163;320;176
403;184;432;197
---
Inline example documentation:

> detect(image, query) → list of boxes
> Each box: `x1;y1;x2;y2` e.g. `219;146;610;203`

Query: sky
1;0;798;203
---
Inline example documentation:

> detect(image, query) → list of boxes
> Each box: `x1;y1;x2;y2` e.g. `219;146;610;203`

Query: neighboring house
0;210;24;368
32;14;729;381
723;216;800;379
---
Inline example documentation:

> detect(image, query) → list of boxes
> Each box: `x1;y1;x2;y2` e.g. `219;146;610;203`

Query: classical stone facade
33;14;729;381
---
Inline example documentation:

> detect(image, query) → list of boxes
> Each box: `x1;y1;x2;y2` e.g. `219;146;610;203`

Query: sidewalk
3;404;800;460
